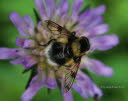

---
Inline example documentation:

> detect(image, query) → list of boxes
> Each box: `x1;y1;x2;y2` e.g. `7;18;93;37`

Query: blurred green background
0;0;128;101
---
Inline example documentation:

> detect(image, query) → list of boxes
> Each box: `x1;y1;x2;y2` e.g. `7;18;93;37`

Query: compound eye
79;37;90;52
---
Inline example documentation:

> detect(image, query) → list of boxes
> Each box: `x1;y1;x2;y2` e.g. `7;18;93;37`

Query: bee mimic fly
43;20;90;93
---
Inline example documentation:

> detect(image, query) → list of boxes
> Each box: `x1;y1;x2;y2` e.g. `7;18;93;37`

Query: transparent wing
63;62;80;93
44;20;70;36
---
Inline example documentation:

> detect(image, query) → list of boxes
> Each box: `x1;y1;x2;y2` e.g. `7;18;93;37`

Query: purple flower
0;0;119;101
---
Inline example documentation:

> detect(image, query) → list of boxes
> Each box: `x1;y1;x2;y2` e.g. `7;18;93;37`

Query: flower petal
23;39;36;48
22;56;38;69
77;14;103;33
72;71;91;99
85;58;114;77
90;35;119;51
89;84;103;99
70;0;84;23
87;24;109;37
10;12;29;36
23;15;35;36
57;0;69;16
56;0;70;24
21;72;45;101
0;48;19;59
0;48;29;59
72;0;84;16
72;71;103;99
16;37;37;48
58;0;69;15
79;9;91;21
45;0;56;18
10;57;24;65
45;0;56;10
92;5;106;15
78;6;105;31
72;84;88;99
34;0;47;19
45;70;57;89
63;91;74;101
86;16;104;30
16;37;26;47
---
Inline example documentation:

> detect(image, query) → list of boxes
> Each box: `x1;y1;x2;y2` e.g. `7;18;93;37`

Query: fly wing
63;62;80;93
44;20;70;37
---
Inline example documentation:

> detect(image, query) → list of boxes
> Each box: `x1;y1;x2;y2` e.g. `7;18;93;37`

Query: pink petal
21;72;46;101
73;71;103;99
86;58;114;77
10;12;29;36
23;15;35;36
90;35;119;51
63;91;74;101
87;24;109;37
45;70;57;89
34;0;47;19
0;48;29;59
22;56;38;69
16;37;37;48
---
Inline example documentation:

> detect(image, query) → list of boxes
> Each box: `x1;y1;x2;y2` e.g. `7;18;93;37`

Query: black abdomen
48;42;66;65
47;34;77;66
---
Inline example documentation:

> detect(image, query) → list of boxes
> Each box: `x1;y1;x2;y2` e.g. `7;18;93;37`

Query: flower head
0;0;119;101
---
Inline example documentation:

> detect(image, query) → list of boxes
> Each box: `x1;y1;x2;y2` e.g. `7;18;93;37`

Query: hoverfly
43;20;90;93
